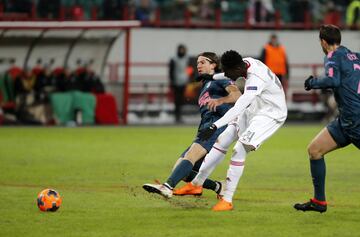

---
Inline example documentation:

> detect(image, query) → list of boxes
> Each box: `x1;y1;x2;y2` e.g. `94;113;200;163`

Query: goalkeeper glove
304;75;314;91
199;124;217;141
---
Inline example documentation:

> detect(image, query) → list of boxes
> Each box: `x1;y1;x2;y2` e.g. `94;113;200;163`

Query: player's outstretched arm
207;85;241;111
305;53;341;90
198;92;256;141
305;73;341;90
213;92;256;128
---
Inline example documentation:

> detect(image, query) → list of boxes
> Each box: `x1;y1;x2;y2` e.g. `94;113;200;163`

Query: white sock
192;144;227;186
192;125;238;186
223;142;247;203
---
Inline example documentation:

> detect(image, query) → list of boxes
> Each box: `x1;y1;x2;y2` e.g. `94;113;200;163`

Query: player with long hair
143;52;241;198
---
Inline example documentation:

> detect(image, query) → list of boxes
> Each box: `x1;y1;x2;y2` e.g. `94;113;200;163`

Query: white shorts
230;113;284;150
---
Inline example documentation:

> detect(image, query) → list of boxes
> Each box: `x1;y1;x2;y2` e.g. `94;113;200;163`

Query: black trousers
172;85;186;122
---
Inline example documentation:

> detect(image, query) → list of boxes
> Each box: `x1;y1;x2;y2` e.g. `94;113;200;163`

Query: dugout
0;21;140;125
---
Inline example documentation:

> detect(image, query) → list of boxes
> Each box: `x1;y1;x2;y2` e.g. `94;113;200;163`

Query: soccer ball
37;189;62;212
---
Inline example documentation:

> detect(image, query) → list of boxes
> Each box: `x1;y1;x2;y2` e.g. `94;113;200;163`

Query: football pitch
0;125;359;237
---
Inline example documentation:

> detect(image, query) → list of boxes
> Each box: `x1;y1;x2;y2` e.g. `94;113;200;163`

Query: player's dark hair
221;50;245;70
198;52;221;72
319;24;341;45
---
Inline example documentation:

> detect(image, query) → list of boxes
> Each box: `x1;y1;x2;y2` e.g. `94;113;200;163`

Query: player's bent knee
307;143;324;160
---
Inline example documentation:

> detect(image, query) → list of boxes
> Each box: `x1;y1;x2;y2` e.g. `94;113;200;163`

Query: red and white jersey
213;57;287;128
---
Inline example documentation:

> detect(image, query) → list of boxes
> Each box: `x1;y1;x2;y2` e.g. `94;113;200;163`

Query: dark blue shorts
180;125;227;157
327;118;360;149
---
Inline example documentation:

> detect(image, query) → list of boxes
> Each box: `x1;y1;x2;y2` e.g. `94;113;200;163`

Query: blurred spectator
102;0;126;20
0;63;17;109
31;58;44;77
248;0;275;24
220;0;248;23
272;0;291;23
198;0;216;20
188;0;216;21
133;0;157;22
37;0;61;19
1;58;108;125
310;0;321;23
0;0;357;29
71;0;85;20
1;59;21;118
323;1;342;25
34;63;56;104
289;0;311;23
85;60;105;93
346;0;360;27
169;44;190;123
8;59;22;80
54;67;77;92
260;34;289;97
3;0;32;14
0;74;13;106
50;60;102;126
75;60;105;93
157;0;187;21
14;69;43;124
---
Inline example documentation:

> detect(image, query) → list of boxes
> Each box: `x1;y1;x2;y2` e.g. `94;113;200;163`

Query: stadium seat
72;91;96;125
95;93;119;125
50;91;96;125
50;92;74;124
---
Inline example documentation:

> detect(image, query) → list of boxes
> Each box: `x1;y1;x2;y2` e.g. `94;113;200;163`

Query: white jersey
213;57;287;128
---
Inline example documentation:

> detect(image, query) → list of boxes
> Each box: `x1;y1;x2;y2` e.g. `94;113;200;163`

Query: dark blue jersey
197;79;235;130
180;78;236;155
309;46;360;127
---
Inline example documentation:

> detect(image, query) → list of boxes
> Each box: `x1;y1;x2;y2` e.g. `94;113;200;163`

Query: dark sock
310;157;326;202
183;170;218;191
192;157;205;172
183;170;197;182
203;179;217;191
166;160;193;188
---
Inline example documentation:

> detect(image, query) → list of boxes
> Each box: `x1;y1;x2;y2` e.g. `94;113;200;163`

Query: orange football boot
173;182;203;196
212;198;233;211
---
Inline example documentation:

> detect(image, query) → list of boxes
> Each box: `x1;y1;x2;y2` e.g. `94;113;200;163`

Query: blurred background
0;0;359;126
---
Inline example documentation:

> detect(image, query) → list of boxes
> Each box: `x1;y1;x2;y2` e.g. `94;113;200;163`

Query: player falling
143;52;240;199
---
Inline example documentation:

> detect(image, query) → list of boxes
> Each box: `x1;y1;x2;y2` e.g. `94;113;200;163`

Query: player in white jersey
192;50;288;211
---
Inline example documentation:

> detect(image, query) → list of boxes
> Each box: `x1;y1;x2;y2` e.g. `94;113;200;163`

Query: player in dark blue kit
294;24;360;213
143;52;241;198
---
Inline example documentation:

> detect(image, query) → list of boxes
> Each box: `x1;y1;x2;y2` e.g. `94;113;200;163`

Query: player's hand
207;99;222;112
199;124;217;141
304;76;314;91
196;74;213;82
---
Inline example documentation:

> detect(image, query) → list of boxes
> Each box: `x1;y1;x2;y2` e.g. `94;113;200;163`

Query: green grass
0;125;359;237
